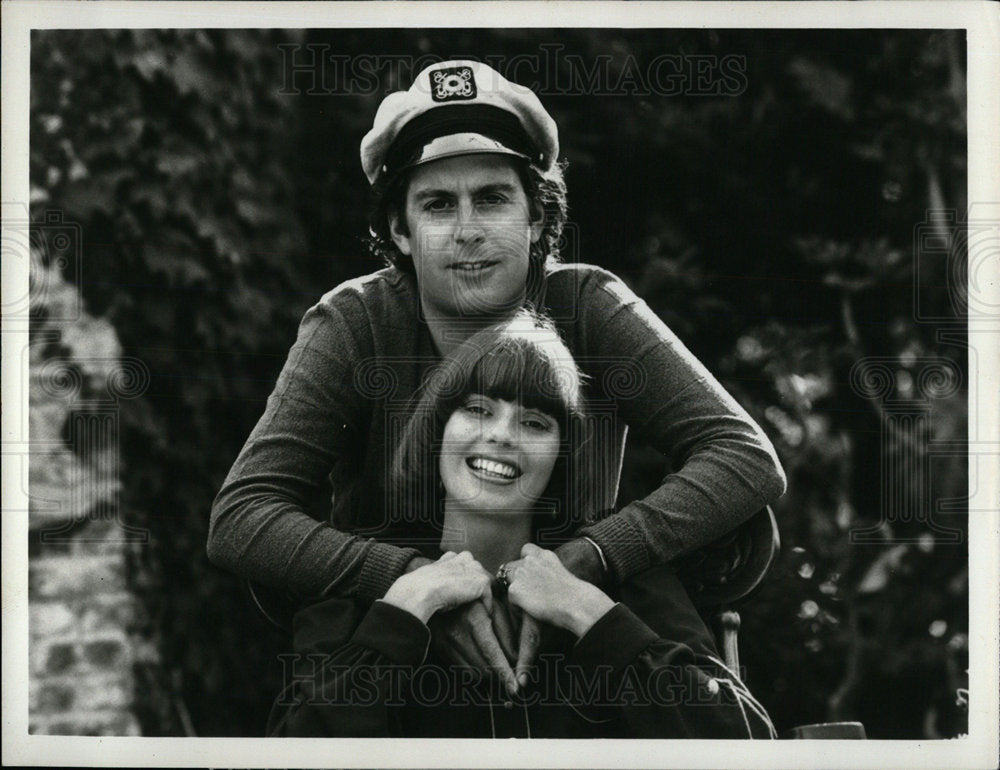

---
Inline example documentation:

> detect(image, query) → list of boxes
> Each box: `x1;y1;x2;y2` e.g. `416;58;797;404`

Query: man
208;59;785;697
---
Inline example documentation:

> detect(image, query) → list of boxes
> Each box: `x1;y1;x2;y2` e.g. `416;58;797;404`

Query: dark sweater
266;566;774;738
208;263;786;601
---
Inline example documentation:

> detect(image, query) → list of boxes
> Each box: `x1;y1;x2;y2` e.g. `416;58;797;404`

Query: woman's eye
463;403;489;416
523;417;552;431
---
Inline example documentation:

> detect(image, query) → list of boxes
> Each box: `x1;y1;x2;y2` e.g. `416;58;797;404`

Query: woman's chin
453;496;538;517
470;505;537;517
444;480;540;515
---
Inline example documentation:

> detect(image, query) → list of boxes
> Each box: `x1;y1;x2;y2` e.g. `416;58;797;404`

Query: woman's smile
440;395;560;512
466;455;521;481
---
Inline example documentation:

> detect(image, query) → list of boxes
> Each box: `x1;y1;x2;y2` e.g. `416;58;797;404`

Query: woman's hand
506;543;616;638
382;551;493;624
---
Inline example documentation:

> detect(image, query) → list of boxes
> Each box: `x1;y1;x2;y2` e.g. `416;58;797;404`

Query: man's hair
390;309;597;535
366;158;569;276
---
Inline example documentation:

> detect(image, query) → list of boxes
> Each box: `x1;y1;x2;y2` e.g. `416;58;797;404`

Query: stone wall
28;255;151;735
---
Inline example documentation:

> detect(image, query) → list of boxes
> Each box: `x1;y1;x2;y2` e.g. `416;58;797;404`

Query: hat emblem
430;66;476;102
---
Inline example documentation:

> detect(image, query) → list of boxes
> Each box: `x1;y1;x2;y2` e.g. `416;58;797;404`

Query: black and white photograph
3;1;998;767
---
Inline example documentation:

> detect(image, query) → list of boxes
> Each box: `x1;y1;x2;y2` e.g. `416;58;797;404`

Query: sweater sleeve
572;267;786;580
207;291;421;602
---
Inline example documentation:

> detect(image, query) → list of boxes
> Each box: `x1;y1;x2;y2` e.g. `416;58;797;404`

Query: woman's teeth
468;457;519;479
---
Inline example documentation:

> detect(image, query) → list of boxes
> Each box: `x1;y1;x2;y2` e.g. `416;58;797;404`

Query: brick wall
28;256;151;735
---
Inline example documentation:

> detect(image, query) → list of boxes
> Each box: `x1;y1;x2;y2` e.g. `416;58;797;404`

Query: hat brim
399;132;530;173
380;103;538;182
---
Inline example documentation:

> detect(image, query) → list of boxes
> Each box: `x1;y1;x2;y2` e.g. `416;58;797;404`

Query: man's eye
479;194;507;206
424;199;452;212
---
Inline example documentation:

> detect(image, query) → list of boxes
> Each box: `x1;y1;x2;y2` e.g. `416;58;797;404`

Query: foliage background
29;28;968;738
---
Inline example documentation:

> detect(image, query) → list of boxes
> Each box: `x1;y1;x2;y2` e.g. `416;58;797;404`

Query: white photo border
3;2;998;768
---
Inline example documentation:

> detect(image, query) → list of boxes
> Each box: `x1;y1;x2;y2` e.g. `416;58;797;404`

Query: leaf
132;50;169;81
170;51;218;100
857;544;909;594
144;239;210;286
787;57;855;120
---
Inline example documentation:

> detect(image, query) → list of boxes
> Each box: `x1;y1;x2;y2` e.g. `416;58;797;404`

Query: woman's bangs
469;339;576;420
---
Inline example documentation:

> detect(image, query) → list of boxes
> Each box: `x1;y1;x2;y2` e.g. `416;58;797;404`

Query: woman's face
439;394;561;514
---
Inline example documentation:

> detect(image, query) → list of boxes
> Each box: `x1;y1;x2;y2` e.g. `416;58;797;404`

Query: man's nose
453;200;484;244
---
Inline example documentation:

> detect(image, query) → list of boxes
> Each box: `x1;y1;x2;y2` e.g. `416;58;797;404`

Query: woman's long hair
390;309;596;541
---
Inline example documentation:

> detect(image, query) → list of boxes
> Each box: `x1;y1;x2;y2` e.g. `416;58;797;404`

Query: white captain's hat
360;60;559;185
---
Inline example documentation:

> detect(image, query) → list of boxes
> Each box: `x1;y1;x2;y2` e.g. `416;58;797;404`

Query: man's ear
529;203;545;245
388;208;413;256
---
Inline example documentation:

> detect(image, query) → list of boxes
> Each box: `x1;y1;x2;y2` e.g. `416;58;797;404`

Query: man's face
389;154;543;319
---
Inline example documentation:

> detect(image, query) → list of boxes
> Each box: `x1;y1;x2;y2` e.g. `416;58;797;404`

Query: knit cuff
578;515;650;583
356;541;422;603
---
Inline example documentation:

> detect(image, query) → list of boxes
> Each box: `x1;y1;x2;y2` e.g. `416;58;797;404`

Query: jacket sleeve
562;566;775;738
564;604;774;738
267;598;431;737
573;267;786;580
207;295;421;602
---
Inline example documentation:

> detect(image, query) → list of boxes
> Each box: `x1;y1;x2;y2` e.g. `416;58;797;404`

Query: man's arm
514;266;785;679
553;537;606;585
558;266;787;584
207;289;420;601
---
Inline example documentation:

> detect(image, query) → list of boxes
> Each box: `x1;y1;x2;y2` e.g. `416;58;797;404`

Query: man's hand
389;553;519;694
489;590;521;663
513;613;542;690
428;601;519;696
497;537;608;684
507;543;615;638
403;555;434;573
383;551;493;623
395;539;610;693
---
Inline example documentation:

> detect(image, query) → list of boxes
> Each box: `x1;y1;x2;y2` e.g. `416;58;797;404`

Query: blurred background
27;28;968;738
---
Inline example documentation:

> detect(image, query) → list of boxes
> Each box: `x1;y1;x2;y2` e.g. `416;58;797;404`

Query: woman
267;311;774;738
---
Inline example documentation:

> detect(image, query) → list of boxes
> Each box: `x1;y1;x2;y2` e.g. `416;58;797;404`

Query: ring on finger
496;563;511;589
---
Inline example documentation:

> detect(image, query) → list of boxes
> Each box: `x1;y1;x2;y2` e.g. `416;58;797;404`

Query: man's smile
448;260;500;272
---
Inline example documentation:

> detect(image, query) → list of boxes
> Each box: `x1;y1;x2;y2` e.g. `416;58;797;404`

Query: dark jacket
267;566;774;739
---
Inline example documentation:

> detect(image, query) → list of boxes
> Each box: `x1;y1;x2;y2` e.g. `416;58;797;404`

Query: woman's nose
484;414;516;445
